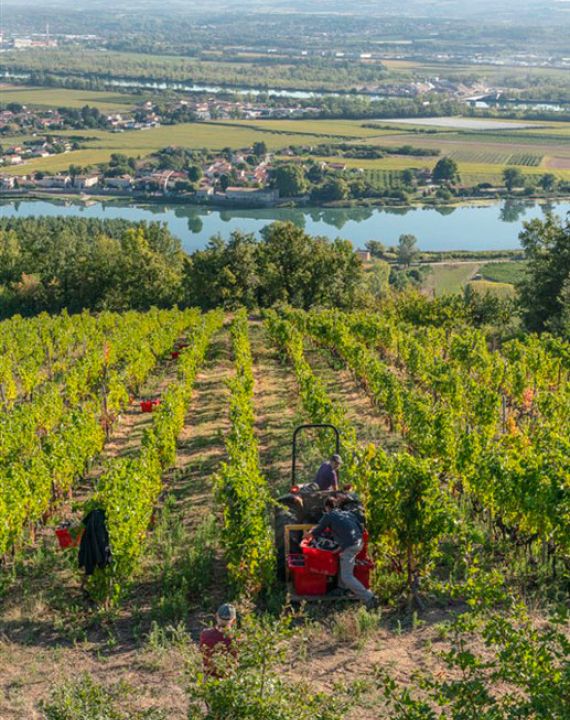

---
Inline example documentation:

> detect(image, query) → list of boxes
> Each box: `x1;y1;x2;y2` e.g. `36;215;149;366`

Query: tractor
274;424;365;585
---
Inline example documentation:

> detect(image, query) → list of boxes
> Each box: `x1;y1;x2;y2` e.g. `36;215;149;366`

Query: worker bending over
314;453;342;491
307;497;379;611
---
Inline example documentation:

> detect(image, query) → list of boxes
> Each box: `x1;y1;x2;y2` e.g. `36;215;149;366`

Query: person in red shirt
199;603;237;676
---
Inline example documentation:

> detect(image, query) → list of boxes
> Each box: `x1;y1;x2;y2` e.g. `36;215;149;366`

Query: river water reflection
1;198;568;252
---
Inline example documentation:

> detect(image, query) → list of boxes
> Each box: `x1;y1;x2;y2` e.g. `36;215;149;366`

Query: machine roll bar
291;424;340;486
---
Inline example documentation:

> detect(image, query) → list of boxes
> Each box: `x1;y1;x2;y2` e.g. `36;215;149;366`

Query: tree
68;164;82;180
366;260;391;299
517;215;570;333
310;177;349;202
174;180;192;193
252;141;267;157
0;217;184;316
503;167;525;192
258;222;361;309
401;168;416;187
349;177;370;198
186;164;202;183
272;164;308;198
397;233;420;267
365;239;386;259
0;229;21;284
432;157;459;185
540;173;557;192
182;222;363;311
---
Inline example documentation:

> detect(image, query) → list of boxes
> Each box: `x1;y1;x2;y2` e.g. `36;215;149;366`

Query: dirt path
100;358;182;462
161;326;233;633
304;339;403;453
249;320;304;494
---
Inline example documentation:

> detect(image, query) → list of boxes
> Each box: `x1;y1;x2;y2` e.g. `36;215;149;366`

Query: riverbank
3;188;570;212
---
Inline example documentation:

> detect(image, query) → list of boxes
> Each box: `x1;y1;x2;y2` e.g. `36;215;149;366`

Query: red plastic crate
171;351;180;360
354;558;374;589
140;399;161;413
300;538;339;576
55;527;73;549
288;554;328;596
55;526;83;549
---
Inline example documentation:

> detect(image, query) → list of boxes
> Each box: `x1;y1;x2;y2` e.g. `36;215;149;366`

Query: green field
0;85;138;111
219;119;402;139
422;262;522;297
363;169;403;189
423;262;482;296
466;279;516;298
479;261;527;284
1;123;343;175
3;113;570;183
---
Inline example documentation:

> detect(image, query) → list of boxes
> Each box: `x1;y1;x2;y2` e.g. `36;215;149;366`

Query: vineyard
445;148;543;166
363;169;404;190
0;306;568;718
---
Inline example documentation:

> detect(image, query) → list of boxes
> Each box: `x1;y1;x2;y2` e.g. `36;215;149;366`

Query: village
0;141;285;206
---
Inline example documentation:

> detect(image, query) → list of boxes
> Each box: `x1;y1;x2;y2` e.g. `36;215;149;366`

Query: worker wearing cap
199;603;237;676
314;453;342;491
307;497;379;611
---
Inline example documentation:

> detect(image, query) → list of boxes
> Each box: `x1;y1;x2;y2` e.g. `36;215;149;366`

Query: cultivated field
422;262;482;296
0;85;138;111
3;110;570;185
376;117;546;130
1;308;567;718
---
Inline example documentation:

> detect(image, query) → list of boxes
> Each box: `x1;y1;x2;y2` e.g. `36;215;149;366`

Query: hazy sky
3;0;570;33
0;0;560;16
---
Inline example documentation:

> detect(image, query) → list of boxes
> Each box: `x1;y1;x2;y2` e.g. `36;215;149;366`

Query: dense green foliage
268;306;570;601
381;601;570;720
0;217;184;315
0;218;364;316
432;157;459;185
184;222;363;311
0;308;192;560
517;215;570;334
187;612;352;720
41;673;165;720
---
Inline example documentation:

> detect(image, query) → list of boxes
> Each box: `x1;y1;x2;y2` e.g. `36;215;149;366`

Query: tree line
0;217;362;317
0;214;566;335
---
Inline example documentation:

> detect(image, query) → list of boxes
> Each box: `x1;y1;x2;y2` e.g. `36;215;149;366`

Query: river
4;73;566;110
1;198;568;253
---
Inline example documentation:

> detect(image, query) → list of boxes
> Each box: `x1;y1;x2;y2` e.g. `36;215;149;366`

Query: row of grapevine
296;309;569;557
264;310;357;455
363;169;404;189
0;311;111;407
94;310;223;602
0;308;200;560
215;309;274;597
264;311;453;594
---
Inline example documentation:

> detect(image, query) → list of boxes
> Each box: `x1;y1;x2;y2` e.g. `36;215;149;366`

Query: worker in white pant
306;496;379;610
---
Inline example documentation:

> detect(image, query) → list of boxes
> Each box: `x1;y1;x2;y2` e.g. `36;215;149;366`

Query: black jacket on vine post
78;508;111;576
